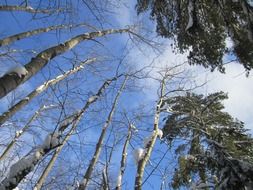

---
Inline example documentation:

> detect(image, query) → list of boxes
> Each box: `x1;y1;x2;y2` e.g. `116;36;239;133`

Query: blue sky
0;0;253;190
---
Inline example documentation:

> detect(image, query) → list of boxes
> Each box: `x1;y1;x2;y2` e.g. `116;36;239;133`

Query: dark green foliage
136;0;253;73
162;92;253;189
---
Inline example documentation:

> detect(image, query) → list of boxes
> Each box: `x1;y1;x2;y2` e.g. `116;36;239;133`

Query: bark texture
0;106;43;161
116;124;132;190
79;76;128;190
134;79;165;190
0;58;96;125
0;77;119;190
0;24;86;47
0;28;129;99
0;5;62;14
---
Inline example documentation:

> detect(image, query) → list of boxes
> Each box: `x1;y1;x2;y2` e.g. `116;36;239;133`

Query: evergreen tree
136;0;253;73
162;92;253;189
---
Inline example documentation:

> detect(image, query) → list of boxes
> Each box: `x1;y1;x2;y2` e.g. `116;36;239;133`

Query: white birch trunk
0;77;119;190
0;28;129;99
115;124;132;190
0;5;63;14
0;24;88;47
0;106;45;161
134;79;165;190
78;76;128;190
0;58;96;125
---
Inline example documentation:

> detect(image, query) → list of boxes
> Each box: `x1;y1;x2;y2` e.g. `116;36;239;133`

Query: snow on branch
116;172;122;188
5;65;28;78
0;132;61;189
58;112;80;132
190;182;213;190
186;0;194;31
144;129;163;148
133;148;145;165
157;128;163;139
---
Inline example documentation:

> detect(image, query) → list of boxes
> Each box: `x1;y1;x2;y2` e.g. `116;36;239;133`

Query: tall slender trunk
79;76;128;190
0;76;119;190
0;28;129;99
0;58;96;125
0;5;63;14
0;24;88;47
101;168;109;190
34;118;77;190
134;78;165;190
0;131;60;190
33;76;121;190
0;105;46;161
116;124;132;190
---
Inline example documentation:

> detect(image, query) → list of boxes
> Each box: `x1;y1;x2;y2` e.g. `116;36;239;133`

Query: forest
0;0;253;189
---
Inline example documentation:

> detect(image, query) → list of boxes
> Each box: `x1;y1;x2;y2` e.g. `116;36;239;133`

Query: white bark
0;5;64;14
79;76;128;190
0;24;87;47
0;28;129;99
134;78;165;190
0;58;96;125
33;77;120;190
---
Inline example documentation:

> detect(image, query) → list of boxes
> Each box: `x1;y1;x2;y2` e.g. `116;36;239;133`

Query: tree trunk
0;5;63;14
0;58;96;125
0;24;88;47
79;76;128;190
134;78;165;190
0;132;61;190
0;105;45;161
0;28;129;99
116;124;132;190
0;77;119;190
34;121;76;190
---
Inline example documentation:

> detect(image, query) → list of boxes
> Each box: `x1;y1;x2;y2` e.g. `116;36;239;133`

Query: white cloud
113;0;253;132
202;63;253;130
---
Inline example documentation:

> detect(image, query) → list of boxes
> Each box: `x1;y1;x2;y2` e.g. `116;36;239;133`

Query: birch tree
0;76;119;190
0;24;92;47
0;105;51;161
0;28;130;99
0;5;64;14
115;118;134;190
0;58;96;125
134;75;165;190
78;76;128;190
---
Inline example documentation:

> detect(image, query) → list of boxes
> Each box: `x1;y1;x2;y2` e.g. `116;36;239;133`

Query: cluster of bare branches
0;1;201;190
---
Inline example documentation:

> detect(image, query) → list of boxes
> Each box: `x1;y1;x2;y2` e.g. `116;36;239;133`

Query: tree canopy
162;92;253;189
0;1;252;190
136;0;253;73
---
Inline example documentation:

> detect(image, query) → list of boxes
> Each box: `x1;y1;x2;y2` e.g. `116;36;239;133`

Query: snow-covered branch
0;58;95;125
0;132;61;190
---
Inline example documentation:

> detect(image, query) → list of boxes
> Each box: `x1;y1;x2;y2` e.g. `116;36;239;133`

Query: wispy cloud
113;0;253;132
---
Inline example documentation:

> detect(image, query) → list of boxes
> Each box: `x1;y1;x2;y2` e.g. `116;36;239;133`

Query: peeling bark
0;58;96;125
0;28;129;99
